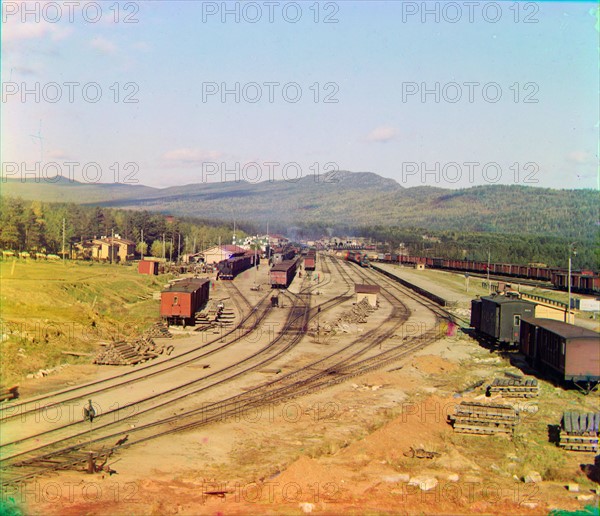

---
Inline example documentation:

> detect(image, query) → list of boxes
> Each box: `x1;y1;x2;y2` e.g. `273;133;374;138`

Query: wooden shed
138;260;159;275
355;284;380;307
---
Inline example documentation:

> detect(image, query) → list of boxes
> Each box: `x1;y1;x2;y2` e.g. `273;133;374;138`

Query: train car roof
481;294;535;306
521;317;600;339
162;278;210;293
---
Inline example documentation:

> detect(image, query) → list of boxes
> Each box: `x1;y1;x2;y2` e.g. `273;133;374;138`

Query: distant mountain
2;171;597;238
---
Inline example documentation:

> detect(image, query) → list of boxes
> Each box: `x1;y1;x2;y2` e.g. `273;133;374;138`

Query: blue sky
2;1;598;189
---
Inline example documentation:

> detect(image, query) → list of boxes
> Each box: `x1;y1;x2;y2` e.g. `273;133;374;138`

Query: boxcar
160;278;210;326
304;251;316;271
270;259;297;288
474;294;536;345
520;318;600;392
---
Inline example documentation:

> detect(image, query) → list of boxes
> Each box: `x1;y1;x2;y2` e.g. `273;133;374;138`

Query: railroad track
1;255;450;488
0;266;354;486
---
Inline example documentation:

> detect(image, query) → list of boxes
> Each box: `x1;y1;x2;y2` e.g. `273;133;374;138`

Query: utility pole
567;243;577;323
178;233;181;262
162;233;165;260
487;249;491;294
111;227;114;264
141;229;144;260
62;218;66;261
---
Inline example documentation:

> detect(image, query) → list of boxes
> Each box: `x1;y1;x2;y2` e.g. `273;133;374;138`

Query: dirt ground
5;259;599;516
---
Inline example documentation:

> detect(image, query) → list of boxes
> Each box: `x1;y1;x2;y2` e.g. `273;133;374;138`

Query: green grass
0;259;169;385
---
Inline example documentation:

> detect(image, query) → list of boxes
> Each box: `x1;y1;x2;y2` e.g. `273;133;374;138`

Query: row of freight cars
470;293;599;393
216;253;260;280
374;254;599;294
334;250;370;267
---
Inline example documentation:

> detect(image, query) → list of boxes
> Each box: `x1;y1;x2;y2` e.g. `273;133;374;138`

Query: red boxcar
160;278;210;326
270;260;298;288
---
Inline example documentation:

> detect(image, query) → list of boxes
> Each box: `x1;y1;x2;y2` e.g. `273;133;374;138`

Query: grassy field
0;259;170;385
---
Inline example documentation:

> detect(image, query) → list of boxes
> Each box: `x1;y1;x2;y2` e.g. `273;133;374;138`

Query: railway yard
1;254;599;515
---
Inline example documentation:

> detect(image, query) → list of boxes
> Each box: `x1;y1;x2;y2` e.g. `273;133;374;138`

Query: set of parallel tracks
1;254;455;488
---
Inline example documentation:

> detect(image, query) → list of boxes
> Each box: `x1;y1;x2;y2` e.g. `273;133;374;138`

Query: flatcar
520;318;600;393
270;259;298;288
160;278;210;326
470;293;536;345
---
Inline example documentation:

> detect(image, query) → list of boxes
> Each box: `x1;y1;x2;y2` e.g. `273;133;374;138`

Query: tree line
0;198;245;260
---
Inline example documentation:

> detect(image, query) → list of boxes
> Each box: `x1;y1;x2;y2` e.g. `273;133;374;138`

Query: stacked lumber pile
559;412;600;452
449;401;519;435
487;378;539;398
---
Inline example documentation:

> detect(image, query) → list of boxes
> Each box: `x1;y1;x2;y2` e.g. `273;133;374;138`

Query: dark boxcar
270;259;297;288
520;318;600;391
478;294;536;345
217;254;258;280
160;278;210;326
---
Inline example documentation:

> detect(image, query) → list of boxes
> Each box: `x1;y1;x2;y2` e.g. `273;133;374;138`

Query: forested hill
2;171;597;239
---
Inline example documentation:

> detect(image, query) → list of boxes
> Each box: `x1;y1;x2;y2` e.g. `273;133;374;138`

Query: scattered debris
403;447;441;459
524;471;542;483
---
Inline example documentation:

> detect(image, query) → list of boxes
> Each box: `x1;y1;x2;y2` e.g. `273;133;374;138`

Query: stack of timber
0;385;19;402
487;378;539;398
94;334;174;366
94;342;145;365
195;301;235;332
144;322;173;339
559;412;600;452
449;401;519;435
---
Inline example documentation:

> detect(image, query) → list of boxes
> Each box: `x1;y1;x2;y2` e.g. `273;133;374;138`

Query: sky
1;0;598;189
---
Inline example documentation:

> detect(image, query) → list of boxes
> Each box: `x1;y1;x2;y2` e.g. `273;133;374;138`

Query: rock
524;471;542;483
566;484;580;492
577;494;594;501
26;373;34;379
447;474;460;482
299;502;315;513
408;477;438;491
382;474;410;483
521;502;538;509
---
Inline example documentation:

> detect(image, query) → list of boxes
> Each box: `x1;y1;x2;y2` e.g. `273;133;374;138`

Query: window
513;315;521;327
173;296;179;305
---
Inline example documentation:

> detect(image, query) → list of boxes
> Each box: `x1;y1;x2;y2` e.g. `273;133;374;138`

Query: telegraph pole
62;218;66;261
141;229;144;260
487;250;491;294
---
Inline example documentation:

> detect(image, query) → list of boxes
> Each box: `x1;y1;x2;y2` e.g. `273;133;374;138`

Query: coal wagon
520;318;600;393
160;278;210;326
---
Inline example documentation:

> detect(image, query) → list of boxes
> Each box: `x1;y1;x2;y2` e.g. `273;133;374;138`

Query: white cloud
366;126;397;143
162;148;223;166
567;151;593;164
1;20;72;43
90;36;117;54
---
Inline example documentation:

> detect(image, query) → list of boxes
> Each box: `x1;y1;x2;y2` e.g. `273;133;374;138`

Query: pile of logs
93;324;175;366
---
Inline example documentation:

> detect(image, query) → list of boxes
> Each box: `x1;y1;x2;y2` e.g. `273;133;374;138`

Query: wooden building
355;284;380;307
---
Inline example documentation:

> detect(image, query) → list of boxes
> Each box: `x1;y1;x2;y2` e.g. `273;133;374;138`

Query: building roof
522;317;600;339
203;245;246;255
162;278;210;293
355;284;380;294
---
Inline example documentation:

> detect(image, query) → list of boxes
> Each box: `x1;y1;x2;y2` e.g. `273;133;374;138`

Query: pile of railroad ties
94;322;174;366
559;412;600;452
317;297;375;334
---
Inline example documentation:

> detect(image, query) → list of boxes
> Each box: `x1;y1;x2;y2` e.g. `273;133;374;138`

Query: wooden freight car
217;253;259;280
471;293;536;345
160;278;210;327
520;318;600;393
270;259;297;288
304;251;317;271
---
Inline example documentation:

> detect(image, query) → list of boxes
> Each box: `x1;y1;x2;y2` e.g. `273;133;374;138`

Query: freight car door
171;295;181;316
